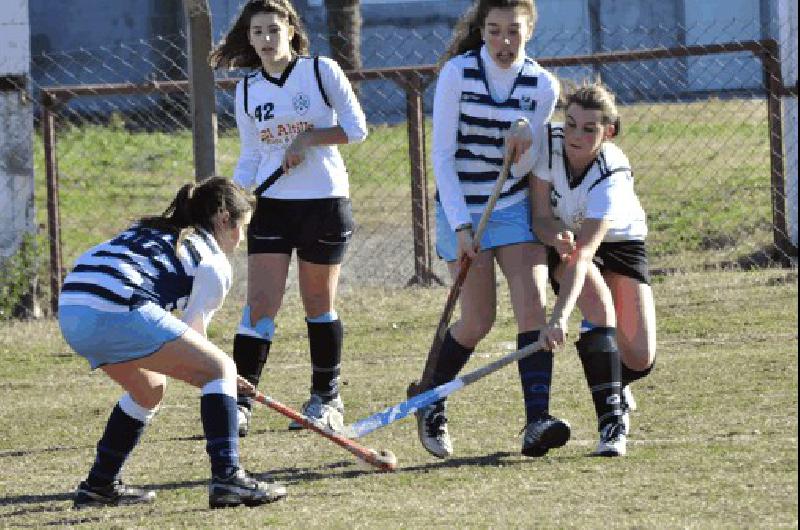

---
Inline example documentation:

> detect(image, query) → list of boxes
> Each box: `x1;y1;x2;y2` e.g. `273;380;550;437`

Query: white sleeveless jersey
532;123;648;242
233;56;365;199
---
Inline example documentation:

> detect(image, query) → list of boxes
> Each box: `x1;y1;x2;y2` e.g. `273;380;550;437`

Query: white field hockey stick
345;336;546;439
408;138;517;397
250;390;398;471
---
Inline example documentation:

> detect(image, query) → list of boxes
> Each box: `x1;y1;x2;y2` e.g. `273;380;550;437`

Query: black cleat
521;414;571;457
209;468;287;509
73;479;156;509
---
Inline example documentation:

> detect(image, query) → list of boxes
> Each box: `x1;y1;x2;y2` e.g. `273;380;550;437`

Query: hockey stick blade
346;337;545;439
252;391;397;472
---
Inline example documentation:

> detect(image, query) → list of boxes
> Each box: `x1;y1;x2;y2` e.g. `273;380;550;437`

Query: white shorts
58;302;188;369
435;199;539;262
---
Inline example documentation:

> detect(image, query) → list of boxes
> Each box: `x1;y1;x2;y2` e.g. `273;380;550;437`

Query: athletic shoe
288;394;344;432
520;414;571;457
415;400;453;459
237;405;252;437
594;421;627;457
73;479;156;509
208;468;287;509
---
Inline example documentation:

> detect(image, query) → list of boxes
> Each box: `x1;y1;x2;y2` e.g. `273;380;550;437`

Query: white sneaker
289;394;344;432
415;400;453;459
237;405;252;437
594;422;627;457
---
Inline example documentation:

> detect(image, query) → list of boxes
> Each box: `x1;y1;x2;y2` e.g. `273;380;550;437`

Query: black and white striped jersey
433;46;559;229
233;55;367;200
533;123;648;242
59;225;231;314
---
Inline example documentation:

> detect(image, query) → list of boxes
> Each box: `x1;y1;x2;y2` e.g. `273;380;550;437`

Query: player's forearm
300;126;349;147
548;253;591;326
532;215;568;247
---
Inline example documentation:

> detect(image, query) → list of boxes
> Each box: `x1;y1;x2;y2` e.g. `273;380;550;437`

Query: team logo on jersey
519;94;535;111
293;92;311;115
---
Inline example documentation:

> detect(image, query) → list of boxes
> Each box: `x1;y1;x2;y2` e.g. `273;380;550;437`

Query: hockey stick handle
347;337;545;439
251;391;397;471
416;150;515;389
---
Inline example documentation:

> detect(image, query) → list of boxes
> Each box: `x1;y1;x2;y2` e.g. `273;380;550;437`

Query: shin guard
307;319;343;400
576;327;623;429
233;335;271;410
517;330;553;422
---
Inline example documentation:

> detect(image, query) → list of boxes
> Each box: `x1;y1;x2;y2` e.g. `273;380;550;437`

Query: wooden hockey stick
250;390;397;472
407;147;515;398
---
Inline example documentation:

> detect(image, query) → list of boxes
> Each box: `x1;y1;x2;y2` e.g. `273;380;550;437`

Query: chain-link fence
5;20;798;314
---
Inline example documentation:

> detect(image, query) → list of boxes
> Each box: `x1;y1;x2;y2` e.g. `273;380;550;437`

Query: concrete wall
0;0;35;261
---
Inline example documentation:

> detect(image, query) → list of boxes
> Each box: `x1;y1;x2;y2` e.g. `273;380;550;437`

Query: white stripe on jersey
532;123;648;242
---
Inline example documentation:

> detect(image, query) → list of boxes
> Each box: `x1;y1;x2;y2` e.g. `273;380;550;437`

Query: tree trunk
324;0;362;89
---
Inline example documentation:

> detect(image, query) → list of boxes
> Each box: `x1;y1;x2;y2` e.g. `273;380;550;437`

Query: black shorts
247;197;354;265
548;240;651;293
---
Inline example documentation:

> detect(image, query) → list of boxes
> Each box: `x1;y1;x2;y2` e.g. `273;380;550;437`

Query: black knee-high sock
431;329;475;388
517;330;553;422
87;404;146;487
576;327;622;429
621;358;655;386
233;334;271;410
307;319;343;400
200;385;240;478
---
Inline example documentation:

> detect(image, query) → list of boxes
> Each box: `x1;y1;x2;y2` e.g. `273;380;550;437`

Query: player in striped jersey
417;0;570;460
210;0;367;437
531;81;657;457
59;178;287;508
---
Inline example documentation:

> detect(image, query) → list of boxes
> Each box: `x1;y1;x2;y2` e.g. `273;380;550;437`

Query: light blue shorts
58;302;188;369
435;199;539;263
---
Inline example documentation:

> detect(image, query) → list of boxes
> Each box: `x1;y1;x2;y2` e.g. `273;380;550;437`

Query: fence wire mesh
2;19;797;315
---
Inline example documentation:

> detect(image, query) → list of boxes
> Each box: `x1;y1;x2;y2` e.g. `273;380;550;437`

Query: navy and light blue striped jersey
449;49;558;213
59;225;229;313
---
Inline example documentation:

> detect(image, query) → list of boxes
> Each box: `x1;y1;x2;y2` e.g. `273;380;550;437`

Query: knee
621;347;655;371
457;316;495;345
128;375;167;410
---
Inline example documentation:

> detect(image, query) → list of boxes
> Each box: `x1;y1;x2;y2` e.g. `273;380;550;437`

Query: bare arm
541;218;609;349
531;175;576;256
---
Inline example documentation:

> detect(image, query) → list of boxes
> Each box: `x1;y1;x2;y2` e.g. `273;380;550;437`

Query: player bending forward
531;81;657;456
59;178;287;508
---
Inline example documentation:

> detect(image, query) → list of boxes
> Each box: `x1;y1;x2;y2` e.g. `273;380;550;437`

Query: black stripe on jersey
182;238;202;268
463;68;482;80
72;264;143;291
460;91;521;109
314;56;331;107
61;282;132;306
475;52;527;105
194;229;218;254
457;170;501;182
587;167;630;193
455;148;504;166
463;175;529;205
457;131;504;148
261;56;298;87
128;236;183;277
91;251;159;282
459;113;512;130
515;76;539;87
547;122;554;169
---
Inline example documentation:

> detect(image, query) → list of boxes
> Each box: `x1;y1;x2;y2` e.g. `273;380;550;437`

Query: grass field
2;96;795;527
0;268;797;528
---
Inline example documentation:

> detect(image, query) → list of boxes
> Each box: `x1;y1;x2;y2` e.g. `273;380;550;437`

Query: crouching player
58;177;287;508
531;81;657;456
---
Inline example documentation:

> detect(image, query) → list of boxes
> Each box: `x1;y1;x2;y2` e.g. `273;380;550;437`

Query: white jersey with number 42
532;123;648;242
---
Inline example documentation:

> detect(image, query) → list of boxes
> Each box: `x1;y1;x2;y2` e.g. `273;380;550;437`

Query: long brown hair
440;0;537;66
139;177;254;247
209;0;309;69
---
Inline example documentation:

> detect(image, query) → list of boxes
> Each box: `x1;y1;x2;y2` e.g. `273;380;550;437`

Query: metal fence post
42;97;62;315
761;39;796;264
404;74;439;286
